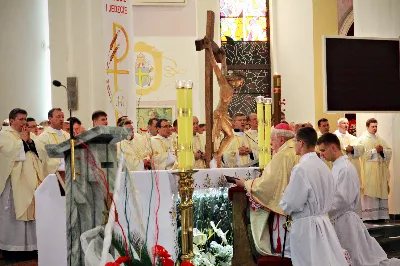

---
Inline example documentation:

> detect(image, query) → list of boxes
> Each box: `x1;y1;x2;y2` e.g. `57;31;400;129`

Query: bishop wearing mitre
0;108;44;251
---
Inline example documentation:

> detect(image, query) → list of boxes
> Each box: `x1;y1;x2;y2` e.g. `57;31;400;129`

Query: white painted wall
270;0;315;124
0;0;52;122
354;0;400;214
49;0;104;127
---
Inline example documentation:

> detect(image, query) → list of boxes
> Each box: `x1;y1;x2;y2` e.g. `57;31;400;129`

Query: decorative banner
103;0;136;127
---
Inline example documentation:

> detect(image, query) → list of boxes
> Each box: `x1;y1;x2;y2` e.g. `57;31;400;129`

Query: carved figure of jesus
204;37;245;167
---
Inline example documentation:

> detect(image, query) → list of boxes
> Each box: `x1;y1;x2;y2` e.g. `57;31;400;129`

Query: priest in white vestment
193;116;206;169
223;113;252;167
358;118;391;221
36;108;70;189
280;127;348;266
150;119;176;170
235;123;298;257
117;119;150;171
317;133;400;266
317;118;330;138
245;113;259;161
0;108;44;251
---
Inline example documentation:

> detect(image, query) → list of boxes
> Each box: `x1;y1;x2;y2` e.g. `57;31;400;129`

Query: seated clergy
223;113;252;168
0;108;44;252
234;123;298;257
150;119;176;170
117;118;150;171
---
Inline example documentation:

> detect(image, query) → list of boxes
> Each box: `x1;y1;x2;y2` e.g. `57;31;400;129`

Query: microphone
52;80;65;88
52;78;78;111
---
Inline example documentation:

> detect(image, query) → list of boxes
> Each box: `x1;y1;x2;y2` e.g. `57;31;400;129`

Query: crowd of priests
0;107;398;265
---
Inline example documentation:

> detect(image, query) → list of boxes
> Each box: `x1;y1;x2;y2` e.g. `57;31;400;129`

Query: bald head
193;116;199;134
247;113;258;130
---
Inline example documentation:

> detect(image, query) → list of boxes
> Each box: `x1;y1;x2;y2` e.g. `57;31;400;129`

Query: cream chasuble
150;135;176;170
118;139;144;171
193;133;206;169
0;127;44;221
246;129;258;160
244;139;298;256
222;132;251;168
334;130;364;186
358;132;392;199
36;127;70;178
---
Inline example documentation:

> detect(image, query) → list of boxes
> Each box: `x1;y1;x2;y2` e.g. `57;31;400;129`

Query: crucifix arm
220;48;228;75
206;45;226;85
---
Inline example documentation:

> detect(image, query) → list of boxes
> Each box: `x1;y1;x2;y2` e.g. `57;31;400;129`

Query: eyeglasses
161;125;172;128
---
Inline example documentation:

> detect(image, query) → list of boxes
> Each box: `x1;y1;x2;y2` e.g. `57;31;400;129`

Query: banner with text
103;0;136;127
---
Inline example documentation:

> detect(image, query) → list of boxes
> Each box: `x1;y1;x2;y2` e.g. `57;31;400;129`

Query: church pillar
48;0;105;127
270;0;315;124
312;0;344;126
354;0;400;215
0;0;52;121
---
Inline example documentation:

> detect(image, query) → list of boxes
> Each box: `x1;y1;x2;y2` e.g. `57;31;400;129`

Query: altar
35;167;260;265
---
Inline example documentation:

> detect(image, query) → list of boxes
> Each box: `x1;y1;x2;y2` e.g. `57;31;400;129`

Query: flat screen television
323;36;400;112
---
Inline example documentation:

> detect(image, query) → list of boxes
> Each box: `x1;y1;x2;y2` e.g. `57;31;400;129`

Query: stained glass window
220;0;268;41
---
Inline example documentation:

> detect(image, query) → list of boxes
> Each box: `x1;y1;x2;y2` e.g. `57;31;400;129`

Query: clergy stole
117;139;143;171
223;132;252;168
193;133;206;169
150;135;176;170
36;127;70;178
246;129;258;160
358;132;392;199
0;128;44;221
334;130;364;188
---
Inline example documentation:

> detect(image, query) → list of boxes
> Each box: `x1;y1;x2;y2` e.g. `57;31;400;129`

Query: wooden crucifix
195;10;222;168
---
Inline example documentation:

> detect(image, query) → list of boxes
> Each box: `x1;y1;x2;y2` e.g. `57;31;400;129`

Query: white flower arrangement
192;221;233;266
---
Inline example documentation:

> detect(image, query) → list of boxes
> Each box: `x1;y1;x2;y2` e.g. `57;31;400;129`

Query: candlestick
176;80;193;171
175;80;196;262
264;97;272;165
256;96;265;169
273;73;281;126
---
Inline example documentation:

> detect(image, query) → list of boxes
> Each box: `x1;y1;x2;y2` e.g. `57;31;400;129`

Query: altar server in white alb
333;117;364;216
0;108;44;251
279;127;348;266
358;118;392;221
317;133;400;266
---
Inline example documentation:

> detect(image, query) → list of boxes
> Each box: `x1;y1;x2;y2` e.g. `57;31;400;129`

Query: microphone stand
69;108;76;181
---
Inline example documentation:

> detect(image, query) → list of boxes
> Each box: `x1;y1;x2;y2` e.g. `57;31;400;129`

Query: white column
0;0;52;121
270;0;315;124
354;0;400;214
49;0;104;127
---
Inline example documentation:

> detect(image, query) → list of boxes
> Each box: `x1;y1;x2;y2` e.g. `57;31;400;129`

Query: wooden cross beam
194;10;222;168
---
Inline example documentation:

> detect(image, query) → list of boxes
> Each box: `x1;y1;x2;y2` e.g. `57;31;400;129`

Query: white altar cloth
35;168;259;265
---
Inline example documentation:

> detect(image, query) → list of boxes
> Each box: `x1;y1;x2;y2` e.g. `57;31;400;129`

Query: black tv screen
324;37;400;112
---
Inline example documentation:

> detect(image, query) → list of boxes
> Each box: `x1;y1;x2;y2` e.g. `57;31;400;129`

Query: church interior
0;0;400;265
